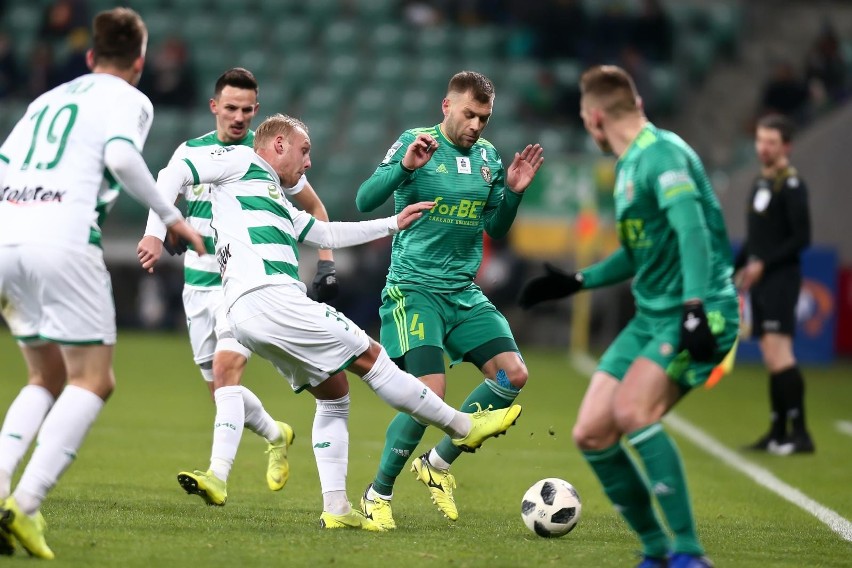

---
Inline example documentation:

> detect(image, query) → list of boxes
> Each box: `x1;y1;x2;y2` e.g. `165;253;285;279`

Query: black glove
518;263;584;309
163;236;188;256
313;260;339;302
679;302;717;362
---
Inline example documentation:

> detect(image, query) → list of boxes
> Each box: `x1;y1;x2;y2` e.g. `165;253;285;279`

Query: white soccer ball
521;478;582;538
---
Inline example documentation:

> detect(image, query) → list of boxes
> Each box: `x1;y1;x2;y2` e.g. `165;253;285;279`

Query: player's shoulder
781;166;806;190
183;131;220;150
405;126;438;138
474;137;501;159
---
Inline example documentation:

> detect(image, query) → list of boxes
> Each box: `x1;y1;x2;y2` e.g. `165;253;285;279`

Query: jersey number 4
409;313;425;340
22;104;78;171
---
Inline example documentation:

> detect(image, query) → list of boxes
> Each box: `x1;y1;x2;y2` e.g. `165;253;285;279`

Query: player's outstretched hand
168;220;206;259
137;235;164;274
396;201;436;230
401;133;439;171
518;263;584;309
679;301;718;362
506;144;544;194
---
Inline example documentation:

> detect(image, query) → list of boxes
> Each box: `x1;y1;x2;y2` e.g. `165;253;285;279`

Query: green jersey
613;123;736;312
356;125;524;292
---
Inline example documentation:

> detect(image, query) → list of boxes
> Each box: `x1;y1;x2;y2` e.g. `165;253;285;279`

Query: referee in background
735;113;814;455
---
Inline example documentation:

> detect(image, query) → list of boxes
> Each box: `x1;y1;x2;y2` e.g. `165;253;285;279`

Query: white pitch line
836;420;852;437
568;353;852;542
665;414;852;542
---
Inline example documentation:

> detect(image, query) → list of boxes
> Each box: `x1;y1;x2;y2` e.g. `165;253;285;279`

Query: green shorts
597;297;740;390
379;284;518;371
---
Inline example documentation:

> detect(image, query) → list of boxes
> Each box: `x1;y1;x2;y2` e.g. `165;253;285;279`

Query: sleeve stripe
0;153;9;164
182;158;200;185
105;136;140;151
298;217;316;243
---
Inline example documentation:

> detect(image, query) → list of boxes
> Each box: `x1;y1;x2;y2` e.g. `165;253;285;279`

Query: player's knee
613;404;653;434
494;358;528;390
572;421;617;451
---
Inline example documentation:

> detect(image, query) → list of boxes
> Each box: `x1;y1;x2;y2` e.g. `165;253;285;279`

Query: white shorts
0;244;116;345
183;287;251;375
227;284;370;392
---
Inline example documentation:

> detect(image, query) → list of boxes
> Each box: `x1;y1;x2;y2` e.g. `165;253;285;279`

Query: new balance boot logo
314;442;331;449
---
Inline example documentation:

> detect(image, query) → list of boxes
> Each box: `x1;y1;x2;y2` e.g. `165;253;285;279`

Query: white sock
361;349;470;438
367;484;392;501
241;386;280;442
428;449;452;471
14;385;103;515
209;385;244;482
0;385;56;498
313;395;349;508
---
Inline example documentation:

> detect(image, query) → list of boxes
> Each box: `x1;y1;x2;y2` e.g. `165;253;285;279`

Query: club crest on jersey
268;184;281;199
191;184;204;197
480;165;492;183
211;146;235;157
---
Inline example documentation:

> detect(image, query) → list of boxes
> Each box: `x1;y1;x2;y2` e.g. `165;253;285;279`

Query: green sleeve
483;189;524;239
482;154;524;239
648;142;710;302
355;132;415;212
666;197;711;302
580;247;635;288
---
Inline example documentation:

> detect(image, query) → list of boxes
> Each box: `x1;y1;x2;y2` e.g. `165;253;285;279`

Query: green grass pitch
0;332;850;566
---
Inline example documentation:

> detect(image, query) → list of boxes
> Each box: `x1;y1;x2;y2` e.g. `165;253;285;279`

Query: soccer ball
521;478;582;538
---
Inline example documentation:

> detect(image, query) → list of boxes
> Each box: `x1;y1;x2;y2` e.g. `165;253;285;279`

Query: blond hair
579;65;641;117
253;114;308;150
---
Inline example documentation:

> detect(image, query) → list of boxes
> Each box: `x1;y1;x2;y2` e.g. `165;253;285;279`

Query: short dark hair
447;71;494;103
757;113;795;143
91;8;146;68
579;65;641;116
214;67;258;97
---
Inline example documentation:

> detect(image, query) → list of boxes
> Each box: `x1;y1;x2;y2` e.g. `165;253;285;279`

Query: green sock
372;413;427;496
628;423;704;556
434;379;518;465
582;442;669;558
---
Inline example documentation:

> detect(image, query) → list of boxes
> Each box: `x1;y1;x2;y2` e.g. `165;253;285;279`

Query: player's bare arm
506;144;544;194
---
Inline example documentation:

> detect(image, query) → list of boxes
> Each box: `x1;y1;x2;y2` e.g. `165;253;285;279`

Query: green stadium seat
411;57;455;94
682;35;715;83
370;23;407;56
395;88;436;127
321;20;359;55
351;87;390;121
707;2;742;55
354;0;396;24
326;54;363;89
371;55;411;89
187;109;215;139
459;26;502;60
236;49;273;83
649;64;678;115
257;86;292;116
347;117;390;152
170;0;209;17
415;26;454;59
180;13;220;46
142;11;177;46
551;59;581;89
193;44;234;84
4;5;41;37
299;85;345;125
269;18;313;53
303;0;338;26
281;51;320;89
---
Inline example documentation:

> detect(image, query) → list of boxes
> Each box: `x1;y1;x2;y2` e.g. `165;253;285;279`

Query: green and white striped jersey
157;145;398;308
166;130;306;289
0;73;154;249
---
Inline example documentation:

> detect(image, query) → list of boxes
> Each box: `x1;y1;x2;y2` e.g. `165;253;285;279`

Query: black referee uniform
736;165;814;453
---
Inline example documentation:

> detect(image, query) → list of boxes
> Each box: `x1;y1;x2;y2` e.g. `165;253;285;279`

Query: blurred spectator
620;46;656;114
26;43;58;98
532;0;590;61
402;0;443;27
592;3;633;63
39;0;88;45
804;22;847;104
631;0;674;62
138;37;198;109
759;61;810;123
0;31;19;99
52;28;89;85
